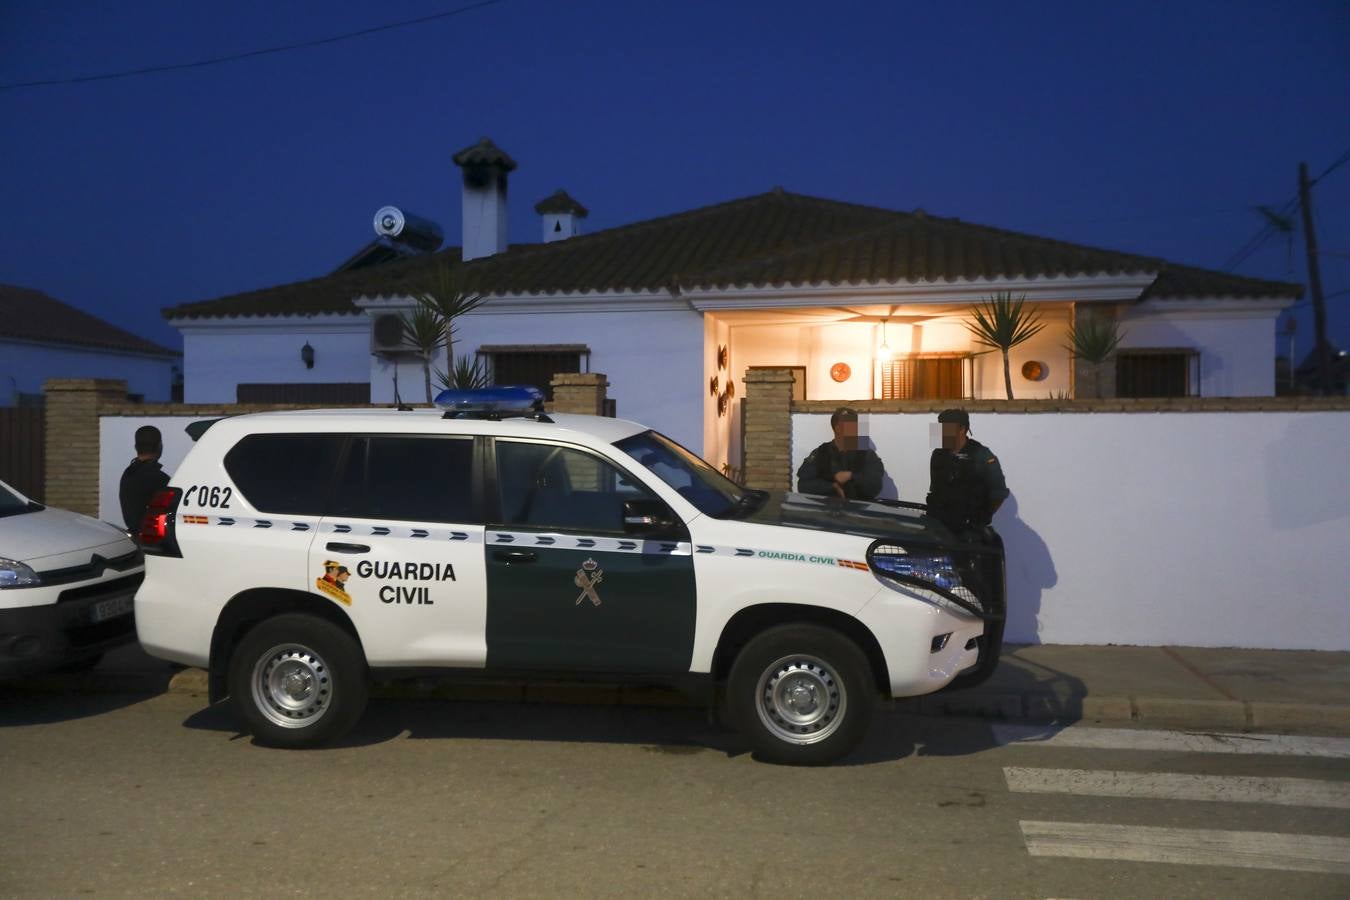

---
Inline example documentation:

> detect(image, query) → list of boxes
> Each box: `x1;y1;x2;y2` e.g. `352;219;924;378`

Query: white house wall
413;306;708;454
179;317;370;403
791;410;1350;650
1119;303;1279;397
1;340;176;405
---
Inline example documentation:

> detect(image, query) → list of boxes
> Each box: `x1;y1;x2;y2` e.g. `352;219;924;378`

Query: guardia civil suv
135;389;1004;765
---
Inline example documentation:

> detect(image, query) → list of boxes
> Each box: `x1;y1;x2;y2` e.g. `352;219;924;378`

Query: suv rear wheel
727;623;874;766
227;614;368;748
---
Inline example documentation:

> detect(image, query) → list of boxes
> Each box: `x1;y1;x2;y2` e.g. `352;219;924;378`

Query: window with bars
880;356;965;400
1116;351;1195;398
479;345;589;401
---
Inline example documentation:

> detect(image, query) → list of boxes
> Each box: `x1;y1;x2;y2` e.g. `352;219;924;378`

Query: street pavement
2;688;1348;898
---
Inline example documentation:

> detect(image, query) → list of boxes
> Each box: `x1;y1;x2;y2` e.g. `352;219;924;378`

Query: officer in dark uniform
796;407;885;501
926;409;1008;537
119;425;171;535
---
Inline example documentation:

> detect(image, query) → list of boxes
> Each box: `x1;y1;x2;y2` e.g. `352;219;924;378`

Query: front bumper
0;573;142;677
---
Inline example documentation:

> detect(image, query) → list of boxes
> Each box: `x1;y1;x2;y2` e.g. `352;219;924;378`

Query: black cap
937;408;970;428
830;406;859;427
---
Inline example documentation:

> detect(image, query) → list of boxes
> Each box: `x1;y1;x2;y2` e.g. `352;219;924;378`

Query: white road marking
1004;767;1350;809
1019;821;1350;874
992;723;1350;759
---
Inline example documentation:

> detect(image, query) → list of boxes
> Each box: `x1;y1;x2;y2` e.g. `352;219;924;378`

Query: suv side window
495;440;656;534
223;434;345;515
333;435;476;523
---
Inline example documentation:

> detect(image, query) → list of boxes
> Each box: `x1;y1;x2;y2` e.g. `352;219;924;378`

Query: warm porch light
878;319;893;361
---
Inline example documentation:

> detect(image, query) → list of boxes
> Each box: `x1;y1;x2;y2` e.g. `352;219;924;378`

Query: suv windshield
614;431;755;518
0;482;36;518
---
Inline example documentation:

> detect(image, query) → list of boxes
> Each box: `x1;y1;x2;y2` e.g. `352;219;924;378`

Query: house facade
1;284;180;406
164;138;1301;471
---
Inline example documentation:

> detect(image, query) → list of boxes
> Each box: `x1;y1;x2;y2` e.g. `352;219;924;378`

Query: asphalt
15;642;1350;736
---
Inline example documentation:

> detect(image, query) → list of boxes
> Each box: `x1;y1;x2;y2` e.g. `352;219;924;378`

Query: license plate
90;594;134;623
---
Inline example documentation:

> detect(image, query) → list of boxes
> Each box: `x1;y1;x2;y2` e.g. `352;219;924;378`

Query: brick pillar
43;379;127;516
742;368;794;491
549;372;609;416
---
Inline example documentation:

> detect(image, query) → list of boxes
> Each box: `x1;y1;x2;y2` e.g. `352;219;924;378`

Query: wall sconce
878;319;893;361
301;342;315;369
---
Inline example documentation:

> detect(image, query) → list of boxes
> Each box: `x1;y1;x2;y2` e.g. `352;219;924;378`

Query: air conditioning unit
369;312;416;356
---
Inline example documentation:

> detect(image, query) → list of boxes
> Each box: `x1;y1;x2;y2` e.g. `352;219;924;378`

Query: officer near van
926;408;1008;537
797;407;885;501
119;425;171;535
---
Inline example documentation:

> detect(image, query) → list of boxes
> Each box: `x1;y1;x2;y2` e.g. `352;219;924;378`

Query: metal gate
0;407;45;501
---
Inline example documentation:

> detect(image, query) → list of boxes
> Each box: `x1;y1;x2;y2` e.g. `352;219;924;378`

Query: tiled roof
0;284;178;356
534;189;589;217
162;189;1302;320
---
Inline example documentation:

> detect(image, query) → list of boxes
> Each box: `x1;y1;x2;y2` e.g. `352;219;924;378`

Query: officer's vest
926;446;991;534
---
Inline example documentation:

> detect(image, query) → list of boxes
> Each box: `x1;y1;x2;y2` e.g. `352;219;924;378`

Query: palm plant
436;354;489;392
965;291;1046;399
400;304;447;403
412;262;486;380
1064;313;1125;400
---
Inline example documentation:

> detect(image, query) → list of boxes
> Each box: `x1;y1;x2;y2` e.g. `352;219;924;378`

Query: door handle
493;549;537;564
326;542;371;554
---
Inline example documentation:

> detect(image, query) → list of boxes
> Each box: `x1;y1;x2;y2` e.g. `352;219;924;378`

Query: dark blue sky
3;1;1348;361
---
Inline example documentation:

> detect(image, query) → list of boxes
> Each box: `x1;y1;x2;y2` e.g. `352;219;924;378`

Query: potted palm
965;291;1046;399
412;263;486;384
1064;313;1125;399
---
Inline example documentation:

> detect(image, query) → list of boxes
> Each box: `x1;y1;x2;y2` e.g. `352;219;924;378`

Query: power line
1312;146;1350;185
0;0;505;91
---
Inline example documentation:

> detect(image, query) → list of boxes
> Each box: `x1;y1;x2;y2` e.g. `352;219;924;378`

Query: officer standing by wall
797;407;886;501
119;425;171;535
926;409;1008;536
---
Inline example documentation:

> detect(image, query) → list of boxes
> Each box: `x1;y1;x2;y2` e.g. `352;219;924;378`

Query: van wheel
227;614;368;748
727;624;874;766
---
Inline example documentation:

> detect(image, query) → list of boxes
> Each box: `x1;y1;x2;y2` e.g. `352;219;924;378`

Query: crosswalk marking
991;723;1350;759
1020;821;1350;875
1004;767;1350;809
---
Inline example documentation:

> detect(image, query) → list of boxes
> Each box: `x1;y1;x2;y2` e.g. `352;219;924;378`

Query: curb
17;667;1350;737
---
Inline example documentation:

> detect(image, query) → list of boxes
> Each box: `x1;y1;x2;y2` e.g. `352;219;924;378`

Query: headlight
870;551;961;591
0;558;41;589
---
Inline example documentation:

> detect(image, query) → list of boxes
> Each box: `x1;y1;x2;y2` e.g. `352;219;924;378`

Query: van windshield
614;431;760;519
0;483;37;518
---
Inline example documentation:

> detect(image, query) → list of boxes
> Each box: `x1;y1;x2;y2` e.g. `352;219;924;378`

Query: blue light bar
434;385;544;414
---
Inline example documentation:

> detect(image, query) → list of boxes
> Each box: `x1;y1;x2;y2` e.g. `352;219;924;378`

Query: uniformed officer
796;407;886;501
119;425;171;535
926;408;1008;536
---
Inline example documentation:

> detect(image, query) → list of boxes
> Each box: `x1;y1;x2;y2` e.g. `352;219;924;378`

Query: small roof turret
534;189;589;218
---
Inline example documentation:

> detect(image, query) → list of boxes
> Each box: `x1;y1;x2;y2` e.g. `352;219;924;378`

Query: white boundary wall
792;410;1350;650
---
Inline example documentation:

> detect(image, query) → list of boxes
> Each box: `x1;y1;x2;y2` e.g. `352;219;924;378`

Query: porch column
43;378;127;517
550;372;609;415
742;367;795;491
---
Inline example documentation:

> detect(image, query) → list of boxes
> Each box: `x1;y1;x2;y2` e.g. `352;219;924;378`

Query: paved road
2;688;1348;898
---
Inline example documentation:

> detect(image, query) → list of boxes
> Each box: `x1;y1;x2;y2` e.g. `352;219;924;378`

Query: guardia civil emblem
573;558;603;606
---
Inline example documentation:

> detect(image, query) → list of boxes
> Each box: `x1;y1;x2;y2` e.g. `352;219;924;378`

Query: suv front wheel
227;613;369;748
727;623;874;766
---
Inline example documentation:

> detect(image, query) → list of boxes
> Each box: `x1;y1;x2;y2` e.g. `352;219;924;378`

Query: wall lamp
301;342;315;369
878;319;893;361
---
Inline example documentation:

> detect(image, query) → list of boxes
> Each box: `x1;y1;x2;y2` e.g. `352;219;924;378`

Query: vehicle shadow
0;683;156;726
180;691;1052;766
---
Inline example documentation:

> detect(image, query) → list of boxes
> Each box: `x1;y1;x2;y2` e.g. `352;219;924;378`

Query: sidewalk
18;642;1350;736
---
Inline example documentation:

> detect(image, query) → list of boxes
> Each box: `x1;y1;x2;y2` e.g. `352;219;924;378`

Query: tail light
140;487;183;557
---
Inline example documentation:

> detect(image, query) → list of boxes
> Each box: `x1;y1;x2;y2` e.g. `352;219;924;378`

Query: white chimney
452;137;516;261
534;189;589;243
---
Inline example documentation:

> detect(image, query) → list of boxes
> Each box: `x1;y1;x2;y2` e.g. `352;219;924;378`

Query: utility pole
1298;162;1332;394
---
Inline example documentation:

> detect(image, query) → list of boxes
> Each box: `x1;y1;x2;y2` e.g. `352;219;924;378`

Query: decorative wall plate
717;392;729;416
726;379;735;398
709;375;719;396
830;362;851;383
717;345;728;369
1021;360;1046;381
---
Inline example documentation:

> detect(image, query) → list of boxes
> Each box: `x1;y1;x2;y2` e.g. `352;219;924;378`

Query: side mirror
623;498;677;534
